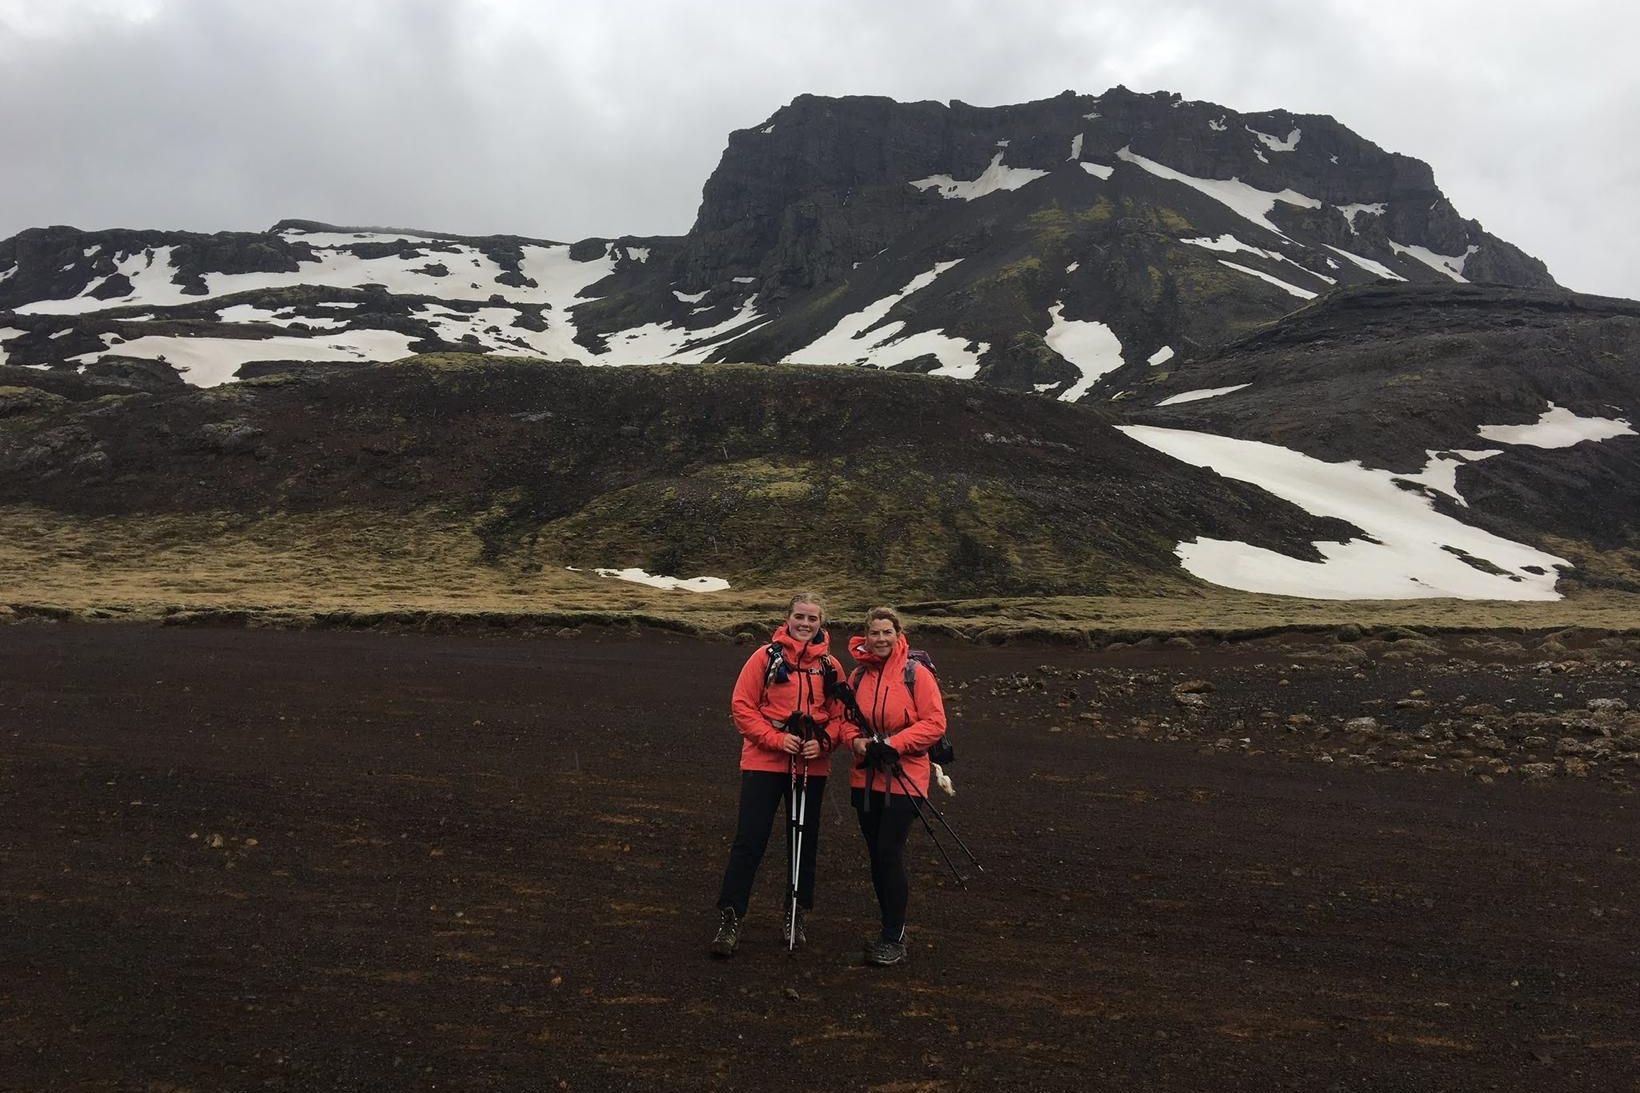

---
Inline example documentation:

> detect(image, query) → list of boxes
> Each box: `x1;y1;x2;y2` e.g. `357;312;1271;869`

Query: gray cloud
2;0;1634;298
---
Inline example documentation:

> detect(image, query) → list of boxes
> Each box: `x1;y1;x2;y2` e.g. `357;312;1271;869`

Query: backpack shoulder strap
818;654;840;695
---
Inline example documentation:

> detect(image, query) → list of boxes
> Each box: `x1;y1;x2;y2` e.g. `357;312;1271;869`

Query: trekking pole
787;756;803;952
891;765;984;873
891;765;968;887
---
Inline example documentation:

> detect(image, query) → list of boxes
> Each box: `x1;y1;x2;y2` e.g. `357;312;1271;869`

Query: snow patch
72;330;419;388
623;246;651;263
1068;133;1083;160
1156;384;1250;406
673;289;708;304
1477;402;1636;448
1335;203;1386;234
1065;261;1080;273
1391;449;1500;507
1147;345;1175;366
215;303;347;330
786;261;986;378
1117;425;1567;600
1388;240;1476;282
1045;303;1125;402
0;326;26;365
1324;244;1405;281
590;568;730;593
911;152;1049;201
1209;117;1227;132
1115;146;1320;239
597;296;769;366
1078;161;1115;180
1217;260;1317;300
1247;126;1301;152
1182;234;1334;285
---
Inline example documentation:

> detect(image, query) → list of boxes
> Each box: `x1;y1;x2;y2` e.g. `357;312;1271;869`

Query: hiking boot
782;907;806;950
864;936;907;967
709;908;740;958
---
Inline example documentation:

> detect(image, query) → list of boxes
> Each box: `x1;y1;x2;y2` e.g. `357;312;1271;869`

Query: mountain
2;88;1553;396
1;90;1634;606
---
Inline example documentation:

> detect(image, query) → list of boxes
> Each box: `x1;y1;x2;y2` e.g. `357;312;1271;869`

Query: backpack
851;648;955;766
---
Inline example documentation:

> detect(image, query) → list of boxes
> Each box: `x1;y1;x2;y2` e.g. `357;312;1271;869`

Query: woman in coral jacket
842;606;948;967
710;592;844;958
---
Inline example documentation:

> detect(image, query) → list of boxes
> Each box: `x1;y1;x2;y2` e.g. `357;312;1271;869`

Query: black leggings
716;770;827;917
852;787;917;941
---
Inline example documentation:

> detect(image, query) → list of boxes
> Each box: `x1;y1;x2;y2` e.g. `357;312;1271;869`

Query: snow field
17;231;619;316
1117;424;1567;600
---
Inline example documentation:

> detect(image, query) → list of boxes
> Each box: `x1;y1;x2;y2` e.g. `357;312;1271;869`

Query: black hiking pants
717;769;827;918
852;786;917;942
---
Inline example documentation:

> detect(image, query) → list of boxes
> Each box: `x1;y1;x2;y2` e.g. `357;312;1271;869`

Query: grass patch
6;505;1640;638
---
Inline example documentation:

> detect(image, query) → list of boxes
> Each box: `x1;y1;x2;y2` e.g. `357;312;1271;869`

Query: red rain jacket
729;624;845;776
841;632;947;797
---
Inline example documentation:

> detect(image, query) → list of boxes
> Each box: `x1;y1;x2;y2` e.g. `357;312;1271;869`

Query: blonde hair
864;606;903;633
787;592;826;622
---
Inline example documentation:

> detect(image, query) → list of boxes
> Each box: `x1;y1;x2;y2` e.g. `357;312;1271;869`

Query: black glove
863;739;899;771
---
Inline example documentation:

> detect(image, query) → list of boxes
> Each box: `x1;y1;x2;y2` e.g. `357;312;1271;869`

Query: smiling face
866;616;899;658
786;601;823;643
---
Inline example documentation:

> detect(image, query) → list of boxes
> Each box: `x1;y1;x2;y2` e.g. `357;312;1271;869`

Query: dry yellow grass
4;504;1639;636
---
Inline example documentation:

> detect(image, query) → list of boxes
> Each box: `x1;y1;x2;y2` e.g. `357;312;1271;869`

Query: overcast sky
2;0;1634;298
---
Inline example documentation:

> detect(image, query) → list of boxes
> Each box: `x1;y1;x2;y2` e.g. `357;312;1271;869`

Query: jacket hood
848;631;908;670
773;622;831;662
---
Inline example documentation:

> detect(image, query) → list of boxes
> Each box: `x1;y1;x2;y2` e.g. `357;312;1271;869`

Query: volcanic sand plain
2;620;1637;1092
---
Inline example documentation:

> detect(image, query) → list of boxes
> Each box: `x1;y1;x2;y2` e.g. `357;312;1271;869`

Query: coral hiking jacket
842;633;947;797
730;624;845;776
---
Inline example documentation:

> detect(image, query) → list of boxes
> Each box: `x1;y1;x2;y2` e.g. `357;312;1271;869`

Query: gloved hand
863;739;899;771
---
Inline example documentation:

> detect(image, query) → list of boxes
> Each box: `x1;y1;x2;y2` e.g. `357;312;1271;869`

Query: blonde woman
710;593;844;958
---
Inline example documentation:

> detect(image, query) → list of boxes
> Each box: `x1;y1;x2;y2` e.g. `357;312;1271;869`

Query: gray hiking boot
864;932;907;967
782;907;806;950
710;907;740;958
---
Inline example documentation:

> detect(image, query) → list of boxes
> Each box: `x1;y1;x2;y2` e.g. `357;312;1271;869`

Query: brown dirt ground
1;623;1637;1092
